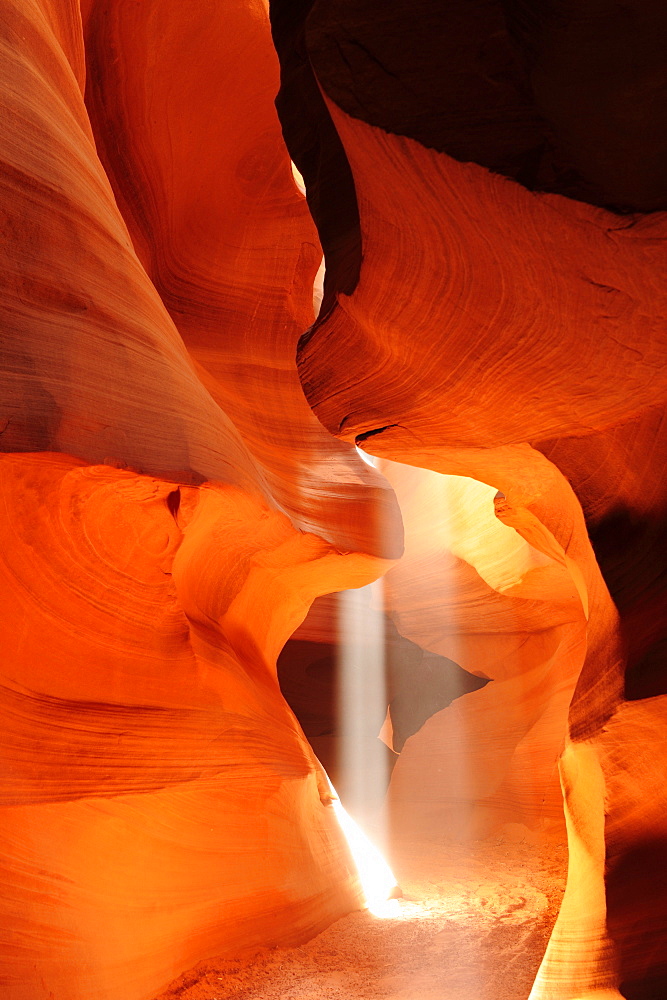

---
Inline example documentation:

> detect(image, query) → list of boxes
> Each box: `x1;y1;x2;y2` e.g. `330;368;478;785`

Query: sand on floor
154;837;567;1000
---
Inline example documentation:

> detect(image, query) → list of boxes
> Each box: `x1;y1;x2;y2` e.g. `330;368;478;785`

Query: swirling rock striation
2;0;667;998
272;2;667;997
0;1;394;998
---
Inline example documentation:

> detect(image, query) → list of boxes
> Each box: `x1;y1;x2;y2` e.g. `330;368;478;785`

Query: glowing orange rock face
275;3;667;996
299;105;667;451
0;452;381;999
0;1;393;997
3;0;667;998
379;461;588;842
297;122;666;995
296;110;667;1000
81;0;400;558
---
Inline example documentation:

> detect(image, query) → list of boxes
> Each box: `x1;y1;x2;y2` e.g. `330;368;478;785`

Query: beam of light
325;774;401;918
337;574;388;835
355;444;377;468
336;444;401;913
290;161;306;196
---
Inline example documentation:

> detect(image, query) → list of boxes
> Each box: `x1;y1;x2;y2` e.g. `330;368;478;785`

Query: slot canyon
1;1;666;998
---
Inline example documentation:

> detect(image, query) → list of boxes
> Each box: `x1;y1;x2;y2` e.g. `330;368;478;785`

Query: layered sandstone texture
273;2;667;998
2;1;667;1000
0;1;394;998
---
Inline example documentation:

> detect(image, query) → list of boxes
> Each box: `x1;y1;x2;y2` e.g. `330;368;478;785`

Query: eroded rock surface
0;2;390;997
274;2;667;997
2;1;666;998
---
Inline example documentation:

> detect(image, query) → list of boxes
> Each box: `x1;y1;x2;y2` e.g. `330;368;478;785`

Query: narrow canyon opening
154;464;574;1000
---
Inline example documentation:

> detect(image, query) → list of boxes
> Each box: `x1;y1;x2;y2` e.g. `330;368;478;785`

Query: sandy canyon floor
155;837;567;1000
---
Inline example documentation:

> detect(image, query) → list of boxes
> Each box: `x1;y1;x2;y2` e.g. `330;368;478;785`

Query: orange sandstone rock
81;0;400;558
280;13;667;994
0;1;396;997
3;0;667;998
0;452;384;1000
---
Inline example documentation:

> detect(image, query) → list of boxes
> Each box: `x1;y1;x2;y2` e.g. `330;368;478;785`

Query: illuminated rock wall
1;0;666;998
0;2;392;997
274;2;667;998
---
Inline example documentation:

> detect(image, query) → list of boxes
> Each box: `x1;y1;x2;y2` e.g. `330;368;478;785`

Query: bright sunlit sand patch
155;840;566;998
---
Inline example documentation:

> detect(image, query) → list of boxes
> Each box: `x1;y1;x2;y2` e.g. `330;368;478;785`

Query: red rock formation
379;461;586;843
81;0;400;558
272;3;667;997
294;103;667;995
3;0;667;998
0;1;395;997
0;453;373;1000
